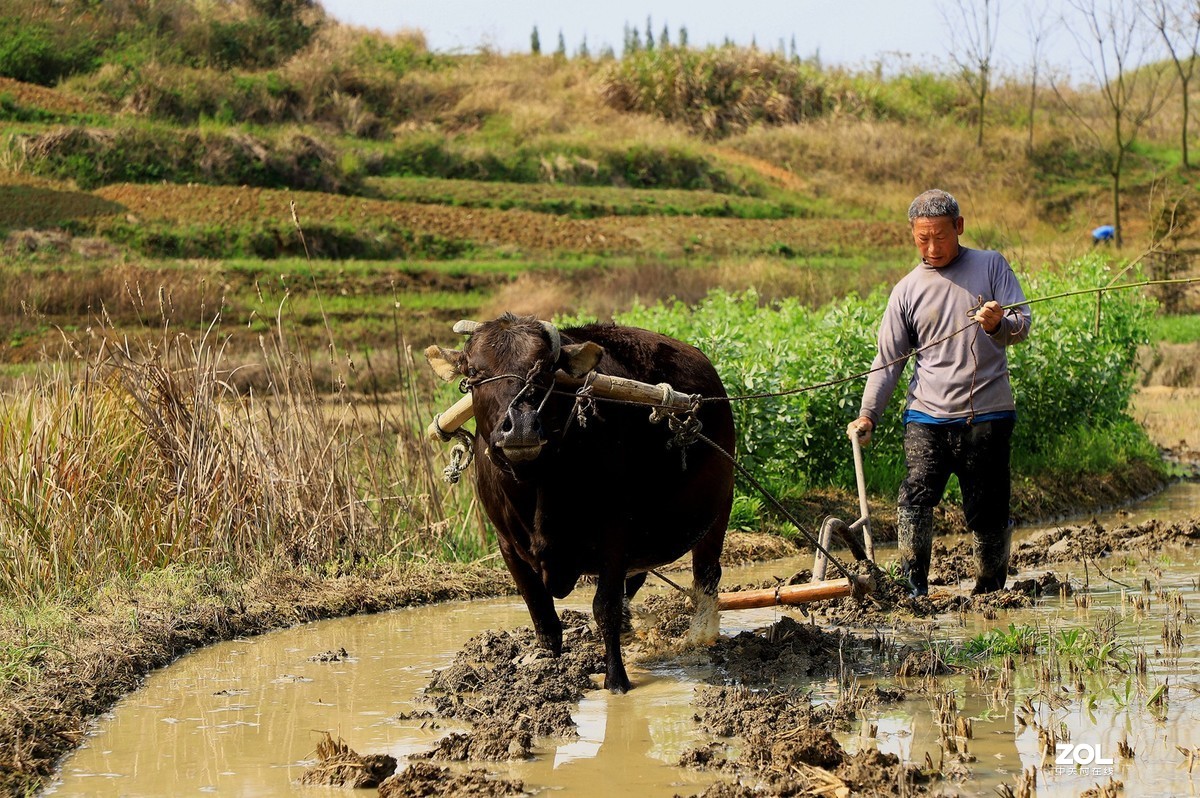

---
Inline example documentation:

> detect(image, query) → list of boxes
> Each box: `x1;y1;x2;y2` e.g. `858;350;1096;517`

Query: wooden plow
427;369;877;611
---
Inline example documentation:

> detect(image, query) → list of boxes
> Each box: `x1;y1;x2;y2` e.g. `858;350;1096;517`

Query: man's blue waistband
902;409;1017;426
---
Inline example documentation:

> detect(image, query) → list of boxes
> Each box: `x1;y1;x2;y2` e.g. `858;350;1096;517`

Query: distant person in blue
1092;225;1115;246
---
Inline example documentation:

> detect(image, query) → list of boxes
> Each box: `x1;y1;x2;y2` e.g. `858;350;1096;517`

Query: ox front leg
689;520;726;645
594;566;631;693
497;537;563;655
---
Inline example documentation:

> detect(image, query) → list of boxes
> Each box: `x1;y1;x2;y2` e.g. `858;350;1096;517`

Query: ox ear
558;342;603;378
424;345;465;382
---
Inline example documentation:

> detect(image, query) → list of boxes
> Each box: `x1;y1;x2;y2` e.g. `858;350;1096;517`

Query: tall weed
0;317;485;598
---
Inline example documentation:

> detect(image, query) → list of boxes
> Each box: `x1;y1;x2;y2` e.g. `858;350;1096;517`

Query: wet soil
9;487;1199;797
380;570;942;797
362;507;1200;798
297;733;397;788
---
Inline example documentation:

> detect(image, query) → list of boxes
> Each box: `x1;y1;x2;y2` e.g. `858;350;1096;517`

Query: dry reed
0;314;484;598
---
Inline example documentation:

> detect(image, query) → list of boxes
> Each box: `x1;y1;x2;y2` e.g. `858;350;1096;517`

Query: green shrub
569;255;1155;500
0;17;100;85
21;125;359;193
600;46;833;138
371;133;746;192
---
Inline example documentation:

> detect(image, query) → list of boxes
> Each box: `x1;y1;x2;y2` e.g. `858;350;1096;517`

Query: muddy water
47;482;1200;798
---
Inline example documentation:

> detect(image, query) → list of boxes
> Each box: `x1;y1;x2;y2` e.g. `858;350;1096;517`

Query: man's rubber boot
971;522;1013;595
897;505;933;597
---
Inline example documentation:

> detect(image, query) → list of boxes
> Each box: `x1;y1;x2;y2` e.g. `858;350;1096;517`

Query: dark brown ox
426;314;735;692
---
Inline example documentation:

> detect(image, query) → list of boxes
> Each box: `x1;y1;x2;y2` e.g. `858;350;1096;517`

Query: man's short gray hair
908;189;960;223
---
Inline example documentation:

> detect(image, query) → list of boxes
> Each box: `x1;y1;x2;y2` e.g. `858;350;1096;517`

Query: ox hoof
536;632;563;656
604;672;632;694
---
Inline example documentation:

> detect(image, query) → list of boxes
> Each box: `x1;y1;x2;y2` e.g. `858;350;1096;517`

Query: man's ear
424;345;465;382
558;342;603;377
954;216;965;235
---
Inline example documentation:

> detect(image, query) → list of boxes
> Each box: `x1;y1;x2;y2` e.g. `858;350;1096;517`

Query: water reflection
46;482;1200;797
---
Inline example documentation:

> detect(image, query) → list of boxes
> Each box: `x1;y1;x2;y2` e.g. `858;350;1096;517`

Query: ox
426;314;735;692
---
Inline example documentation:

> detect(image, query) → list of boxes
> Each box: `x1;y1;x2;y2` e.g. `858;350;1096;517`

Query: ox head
425;314;603;465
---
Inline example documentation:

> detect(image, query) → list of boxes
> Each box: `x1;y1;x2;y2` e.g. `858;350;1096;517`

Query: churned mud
350;508;1200;797
297;733;396;788
416;610;603;762
378;762;526;797
376;571;943;797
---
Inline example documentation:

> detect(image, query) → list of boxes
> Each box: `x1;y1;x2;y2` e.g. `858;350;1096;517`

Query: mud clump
706;615;859;686
682;685;929;796
378;762;526;797
1014;517;1200;568
692;685;817;739
296;733;396;788
417;610;602;760
309;647;350;662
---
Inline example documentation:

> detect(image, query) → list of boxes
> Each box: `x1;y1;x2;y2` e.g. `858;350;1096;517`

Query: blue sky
318;0;1075;78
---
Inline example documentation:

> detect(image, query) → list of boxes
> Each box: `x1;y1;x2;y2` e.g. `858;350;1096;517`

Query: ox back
431;316;735;692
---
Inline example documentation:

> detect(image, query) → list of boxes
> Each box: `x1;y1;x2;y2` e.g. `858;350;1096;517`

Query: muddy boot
896;506;933;597
971;522;1012;595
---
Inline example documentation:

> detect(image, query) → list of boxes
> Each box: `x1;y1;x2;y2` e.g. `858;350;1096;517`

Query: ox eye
466;366;479;378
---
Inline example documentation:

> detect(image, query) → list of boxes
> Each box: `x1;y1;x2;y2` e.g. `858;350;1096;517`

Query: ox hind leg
688;518;727;645
595;563;632;693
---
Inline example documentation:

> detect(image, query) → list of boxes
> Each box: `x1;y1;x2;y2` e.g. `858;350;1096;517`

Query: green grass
365;175;817;219
1150;313;1200;344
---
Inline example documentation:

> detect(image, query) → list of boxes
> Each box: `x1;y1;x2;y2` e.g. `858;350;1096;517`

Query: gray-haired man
847;189;1031;596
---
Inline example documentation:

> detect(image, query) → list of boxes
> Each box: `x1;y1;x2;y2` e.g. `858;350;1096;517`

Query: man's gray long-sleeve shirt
858;247;1031;425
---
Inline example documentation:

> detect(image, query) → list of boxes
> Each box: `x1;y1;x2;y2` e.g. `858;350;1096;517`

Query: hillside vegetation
1;1;1196;361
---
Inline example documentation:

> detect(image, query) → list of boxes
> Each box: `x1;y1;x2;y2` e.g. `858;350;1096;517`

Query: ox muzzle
492;400;547;463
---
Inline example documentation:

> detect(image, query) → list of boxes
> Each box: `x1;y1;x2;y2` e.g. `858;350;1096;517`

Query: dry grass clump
0;317;483;597
600;47;840;139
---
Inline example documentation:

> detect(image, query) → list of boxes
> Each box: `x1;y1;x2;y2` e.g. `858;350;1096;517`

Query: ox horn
453;320;481;335
539;320;562;362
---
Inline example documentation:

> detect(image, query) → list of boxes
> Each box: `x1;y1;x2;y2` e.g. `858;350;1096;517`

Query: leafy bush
600;46;833;139
371;133;746;192
20;125;359;193
0;17;100;85
571;255;1155;500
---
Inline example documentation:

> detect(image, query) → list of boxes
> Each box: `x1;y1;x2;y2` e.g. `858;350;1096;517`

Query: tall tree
555;29;566;58
1057;0;1172;246
1022;1;1054;155
1143;0;1200;169
941;0;1002;147
530;25;541;55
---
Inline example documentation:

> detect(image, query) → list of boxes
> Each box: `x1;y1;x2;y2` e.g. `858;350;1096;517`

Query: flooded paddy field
47;482;1200;797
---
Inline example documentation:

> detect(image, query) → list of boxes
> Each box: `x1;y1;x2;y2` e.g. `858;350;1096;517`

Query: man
847;189;1031;597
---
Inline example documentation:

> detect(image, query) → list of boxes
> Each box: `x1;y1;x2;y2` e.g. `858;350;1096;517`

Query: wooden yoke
425;372;698;441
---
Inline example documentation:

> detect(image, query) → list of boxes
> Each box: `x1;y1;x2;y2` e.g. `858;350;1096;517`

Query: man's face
911;215;964;268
